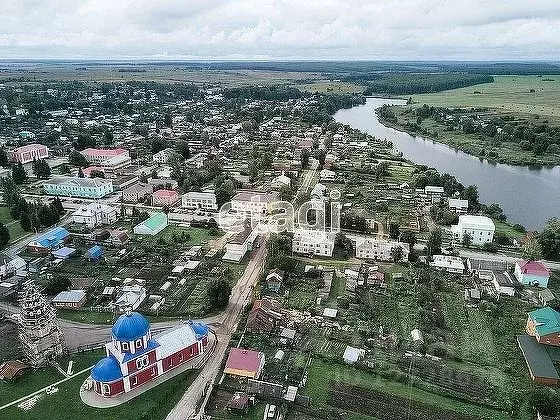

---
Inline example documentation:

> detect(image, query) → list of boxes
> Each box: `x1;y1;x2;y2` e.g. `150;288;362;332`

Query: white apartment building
181;191;218;210
222;220;258;262
152;148;177;164
355;238;410;262
451;215;495;245
72;203;118;228
292;229;336;257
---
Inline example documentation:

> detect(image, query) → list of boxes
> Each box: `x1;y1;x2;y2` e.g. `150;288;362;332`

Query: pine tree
12;162;28;184
0;223;10;248
20;212;32;231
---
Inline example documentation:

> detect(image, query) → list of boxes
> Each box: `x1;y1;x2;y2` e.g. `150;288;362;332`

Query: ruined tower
18;280;65;367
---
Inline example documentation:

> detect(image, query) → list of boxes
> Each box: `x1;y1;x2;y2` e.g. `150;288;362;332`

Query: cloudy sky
1;0;559;60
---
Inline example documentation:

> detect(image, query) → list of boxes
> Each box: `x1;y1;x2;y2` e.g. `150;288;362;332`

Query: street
165;236;268;420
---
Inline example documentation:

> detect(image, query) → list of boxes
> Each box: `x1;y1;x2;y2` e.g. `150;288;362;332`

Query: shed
51;290;87;309
411;328;424;343
323;308;338;318
0;360;30;381
274;350;285;361
343;346;365;364
86;245;103;260
226;392;250;412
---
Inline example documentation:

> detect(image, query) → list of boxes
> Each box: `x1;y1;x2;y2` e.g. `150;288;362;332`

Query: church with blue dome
87;311;209;397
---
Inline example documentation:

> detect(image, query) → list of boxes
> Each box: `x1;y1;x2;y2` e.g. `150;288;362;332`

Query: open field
296;80;366;94
408;75;560;124
0;64;321;86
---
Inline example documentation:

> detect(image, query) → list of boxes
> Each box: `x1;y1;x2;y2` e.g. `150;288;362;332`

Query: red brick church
87;311;209;397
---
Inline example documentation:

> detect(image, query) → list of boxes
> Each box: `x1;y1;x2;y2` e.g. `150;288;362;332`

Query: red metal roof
518;260;550;276
225;348;262;373
81;148;128;157
153;189;178;198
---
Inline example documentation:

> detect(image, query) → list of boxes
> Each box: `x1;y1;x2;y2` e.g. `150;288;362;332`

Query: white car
268;405;276;418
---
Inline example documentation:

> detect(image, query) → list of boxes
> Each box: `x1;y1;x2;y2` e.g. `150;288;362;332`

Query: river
334;97;560;230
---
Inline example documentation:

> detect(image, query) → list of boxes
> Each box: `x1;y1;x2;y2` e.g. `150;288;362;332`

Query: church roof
91;357;122;382
111;311;150;342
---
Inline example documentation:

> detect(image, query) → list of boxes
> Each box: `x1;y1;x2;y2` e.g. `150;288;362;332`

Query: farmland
407;75;560;124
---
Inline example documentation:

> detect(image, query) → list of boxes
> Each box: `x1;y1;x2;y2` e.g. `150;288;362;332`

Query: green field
408;75;560;124
296;80;366;94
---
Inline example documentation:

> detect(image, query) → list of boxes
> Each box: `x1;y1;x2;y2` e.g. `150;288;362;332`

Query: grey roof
52;289;86;303
494;271;515;287
46;176;111;188
280;327;296;340
517;335;560;380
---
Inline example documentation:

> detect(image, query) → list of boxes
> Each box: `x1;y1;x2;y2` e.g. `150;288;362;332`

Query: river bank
334;97;560;230
379;105;560;167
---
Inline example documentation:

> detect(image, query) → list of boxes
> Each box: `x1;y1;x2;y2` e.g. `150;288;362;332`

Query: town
1;60;560;420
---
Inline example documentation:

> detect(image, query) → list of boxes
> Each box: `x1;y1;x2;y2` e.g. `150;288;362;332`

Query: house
451;215;495;245
265;269;284;292
181;191;218;210
292;229;335;257
224;348;265;379
133;212;168;236
230;190;278;215
355;238;410;262
86;313;209;397
491;271;516;296
52;246;77;259
9;143;48;164
246;298;284;333
424;185;445;203
343;346;365;364
27;226;71;253
222;220;257;262
152;189;179;207
319;169;336;182
148;178;179;191
114;285;147;312
271;173;291;189
0;253;26;278
72;203;117;228
448;198;469;214
517;334;560;386
430;255;465;274
526;307;560;346
152;148;177;164
51;290;87;309
43;177;114;198
310;183;327;200
122;183;153;203
514;260;550;288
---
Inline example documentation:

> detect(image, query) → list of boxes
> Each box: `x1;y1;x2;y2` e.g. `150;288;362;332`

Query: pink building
9;144;48;164
152;189;179;206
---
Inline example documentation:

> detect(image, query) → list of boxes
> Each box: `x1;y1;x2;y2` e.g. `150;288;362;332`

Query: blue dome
91;357;123;382
189;320;209;338
111;312;150;342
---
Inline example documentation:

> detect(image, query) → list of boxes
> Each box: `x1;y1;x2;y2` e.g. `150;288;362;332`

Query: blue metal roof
51;246;76;259
189;320;209;338
122;339;160;362
36;226;70;248
112;312;150;342
90;356;123;382
86;245;103;259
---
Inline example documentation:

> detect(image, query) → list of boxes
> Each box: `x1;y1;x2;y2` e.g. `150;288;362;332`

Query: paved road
165;236;268;420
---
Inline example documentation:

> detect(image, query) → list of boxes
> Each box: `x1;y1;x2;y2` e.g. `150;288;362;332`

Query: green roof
143;212;167;231
517;335;560;380
529;307;560;336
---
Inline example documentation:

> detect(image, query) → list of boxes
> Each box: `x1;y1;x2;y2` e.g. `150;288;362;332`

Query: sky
1;0;560;60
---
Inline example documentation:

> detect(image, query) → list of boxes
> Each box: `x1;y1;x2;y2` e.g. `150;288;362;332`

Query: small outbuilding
85;245;103;260
343;346;365;364
51;290;87;309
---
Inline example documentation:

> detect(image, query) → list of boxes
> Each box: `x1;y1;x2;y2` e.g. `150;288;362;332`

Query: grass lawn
303;359;511;420
493;220;526;240
0;350;105;405
1;368;198;419
0;206;29;243
55;309;118;325
407;75;560;124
